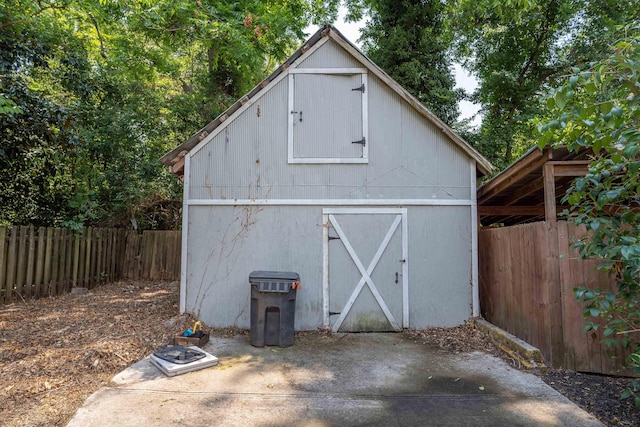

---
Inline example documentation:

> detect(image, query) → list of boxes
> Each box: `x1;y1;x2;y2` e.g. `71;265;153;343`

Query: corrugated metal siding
189;78;288;200
190;72;471;199
407;206;473;328
186;205;473;329
398;98;471;200
297;39;362;68
186;205;325;329
189;45;471;201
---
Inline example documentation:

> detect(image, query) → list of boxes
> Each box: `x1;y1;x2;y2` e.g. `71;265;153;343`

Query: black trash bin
249;271;300;348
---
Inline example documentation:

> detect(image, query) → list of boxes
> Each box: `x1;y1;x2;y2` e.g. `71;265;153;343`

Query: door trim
322;208;408;331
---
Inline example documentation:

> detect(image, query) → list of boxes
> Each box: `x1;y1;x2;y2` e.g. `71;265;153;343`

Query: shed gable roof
160;25;493;177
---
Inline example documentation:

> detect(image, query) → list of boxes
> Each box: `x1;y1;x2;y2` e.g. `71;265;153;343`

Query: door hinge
328;236;340;241
329;311;341;316
351;137;366;146
352;83;365;93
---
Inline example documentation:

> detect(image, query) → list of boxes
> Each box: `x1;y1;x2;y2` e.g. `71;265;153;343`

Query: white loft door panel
292;74;363;159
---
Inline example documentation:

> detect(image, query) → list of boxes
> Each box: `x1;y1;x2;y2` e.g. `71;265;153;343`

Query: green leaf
589;307;600;317
555;91;566;109
600;102;613;114
621;390;633;399
611;106;623;117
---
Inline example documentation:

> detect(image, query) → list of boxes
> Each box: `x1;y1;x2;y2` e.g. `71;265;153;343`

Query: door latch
290;110;303;122
395;272;399;284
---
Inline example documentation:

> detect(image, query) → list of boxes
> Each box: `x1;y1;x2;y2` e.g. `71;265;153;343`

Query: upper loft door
288;70;368;164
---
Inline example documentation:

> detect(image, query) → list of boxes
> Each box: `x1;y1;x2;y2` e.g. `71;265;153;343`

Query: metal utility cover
150;346;219;377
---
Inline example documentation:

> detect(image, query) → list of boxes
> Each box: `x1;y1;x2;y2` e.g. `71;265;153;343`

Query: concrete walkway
67;333;603;426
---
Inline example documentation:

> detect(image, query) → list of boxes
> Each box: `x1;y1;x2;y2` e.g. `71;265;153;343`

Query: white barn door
323;208;408;332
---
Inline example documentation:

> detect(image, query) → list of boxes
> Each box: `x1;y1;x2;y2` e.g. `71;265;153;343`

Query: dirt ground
0;281;638;427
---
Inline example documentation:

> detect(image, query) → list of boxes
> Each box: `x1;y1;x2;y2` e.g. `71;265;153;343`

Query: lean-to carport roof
160;25;493;177
477;146;593;226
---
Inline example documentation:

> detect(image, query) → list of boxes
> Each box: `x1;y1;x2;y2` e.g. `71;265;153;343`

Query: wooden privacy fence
0;226;181;304
479;220;634;376
122;230;181;281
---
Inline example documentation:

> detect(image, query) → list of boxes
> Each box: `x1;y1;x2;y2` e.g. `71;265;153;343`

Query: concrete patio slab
67;333;603;426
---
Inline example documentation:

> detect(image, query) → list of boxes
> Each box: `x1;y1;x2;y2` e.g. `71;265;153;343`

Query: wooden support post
543;163;557;222
543;162;564;366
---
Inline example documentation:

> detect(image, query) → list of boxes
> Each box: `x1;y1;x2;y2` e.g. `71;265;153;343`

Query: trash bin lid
249;271;299;282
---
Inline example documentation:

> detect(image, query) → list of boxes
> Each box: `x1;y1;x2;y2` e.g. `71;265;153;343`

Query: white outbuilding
161;25;492;332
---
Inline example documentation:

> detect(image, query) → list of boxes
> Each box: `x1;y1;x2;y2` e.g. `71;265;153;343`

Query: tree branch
88;13;107;60
0;1;67;30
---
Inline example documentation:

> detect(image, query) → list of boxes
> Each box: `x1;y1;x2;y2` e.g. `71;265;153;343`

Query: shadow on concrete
68;333;603;427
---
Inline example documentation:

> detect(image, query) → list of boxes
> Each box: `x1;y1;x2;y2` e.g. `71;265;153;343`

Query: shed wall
188;39;472;201
183;37;477;331
407;206;472;328
186;205;473;329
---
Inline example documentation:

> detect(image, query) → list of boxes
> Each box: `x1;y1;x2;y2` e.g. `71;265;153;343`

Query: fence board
84;228;92;288
25;226;35;299
52;228;61;295
15;226;27;300
64;231;73;293
6;227;17;303
34;227;45;298
0;227;7;303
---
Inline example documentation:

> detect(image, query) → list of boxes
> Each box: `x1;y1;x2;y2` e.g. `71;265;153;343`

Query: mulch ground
0;280;638;426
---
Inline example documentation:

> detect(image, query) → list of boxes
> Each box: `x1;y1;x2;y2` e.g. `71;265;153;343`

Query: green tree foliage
1;0;319;229
355;0;462;125
452;0;640;170
538;28;640;406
